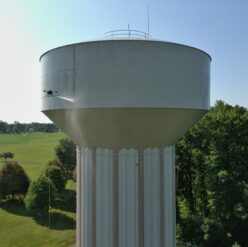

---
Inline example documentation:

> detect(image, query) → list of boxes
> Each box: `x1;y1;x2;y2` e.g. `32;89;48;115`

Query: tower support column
76;146;176;247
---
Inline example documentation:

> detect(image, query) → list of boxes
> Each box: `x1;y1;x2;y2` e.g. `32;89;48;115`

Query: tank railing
104;29;151;39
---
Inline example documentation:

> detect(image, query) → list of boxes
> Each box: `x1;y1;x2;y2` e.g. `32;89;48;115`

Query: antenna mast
147;6;150;36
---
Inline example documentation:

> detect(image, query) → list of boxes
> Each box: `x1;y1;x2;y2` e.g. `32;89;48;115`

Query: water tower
40;30;211;247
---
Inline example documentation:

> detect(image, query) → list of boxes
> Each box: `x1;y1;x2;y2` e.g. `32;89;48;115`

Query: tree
0;152;14;160
72;166;76;182
0;161;30;199
43;165;67;192
176;119;210;218
179;215;204;246
0;120;8;133
176;137;197;215
176;101;248;246
45;160;66;176
55;138;76;176
203;101;248;246
25;175;56;215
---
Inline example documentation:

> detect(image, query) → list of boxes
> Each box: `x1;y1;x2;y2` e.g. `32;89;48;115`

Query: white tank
41;39;210;148
40;37;211;247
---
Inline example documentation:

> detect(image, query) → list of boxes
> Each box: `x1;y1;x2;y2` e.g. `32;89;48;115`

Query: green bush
55;138;76;177
43;165;67;192
0;151;14;160
24;175;56;215
0;161;30;200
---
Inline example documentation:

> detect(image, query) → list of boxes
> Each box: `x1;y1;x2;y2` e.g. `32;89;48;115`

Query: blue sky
0;0;247;123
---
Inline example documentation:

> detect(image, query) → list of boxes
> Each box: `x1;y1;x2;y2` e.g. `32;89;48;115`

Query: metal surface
76;146;82;247
83;148;93;247
104;29;151;39
144;148;160;247
119;149;138;247
41;39;210;148
95;149;113;247
76;147;176;247
163;146;176;247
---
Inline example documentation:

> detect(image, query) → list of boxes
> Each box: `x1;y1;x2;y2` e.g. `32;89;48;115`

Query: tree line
0;121;59;134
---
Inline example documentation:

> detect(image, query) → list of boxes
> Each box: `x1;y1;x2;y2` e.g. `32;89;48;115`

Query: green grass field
0;132;65;180
0;132;76;247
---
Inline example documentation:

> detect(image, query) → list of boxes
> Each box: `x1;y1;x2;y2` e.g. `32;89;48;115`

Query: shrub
0;152;14;160
43;165;67;192
25;175;56;215
0;161;30;200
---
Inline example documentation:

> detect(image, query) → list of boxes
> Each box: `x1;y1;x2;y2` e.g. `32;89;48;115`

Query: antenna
147;6;150;36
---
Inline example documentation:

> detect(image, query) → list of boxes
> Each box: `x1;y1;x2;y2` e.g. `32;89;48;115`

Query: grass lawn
0;132;66;180
0;201;76;247
0;132;76;247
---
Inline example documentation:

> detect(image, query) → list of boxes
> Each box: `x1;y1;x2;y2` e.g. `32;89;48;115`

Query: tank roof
39;39;211;62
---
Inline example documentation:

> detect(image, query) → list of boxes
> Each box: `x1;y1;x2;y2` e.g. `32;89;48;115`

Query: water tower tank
40;32;211;247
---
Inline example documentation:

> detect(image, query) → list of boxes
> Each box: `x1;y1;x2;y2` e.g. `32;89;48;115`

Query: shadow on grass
0;201;32;217
0;201;76;230
52;189;76;213
34;212;76;230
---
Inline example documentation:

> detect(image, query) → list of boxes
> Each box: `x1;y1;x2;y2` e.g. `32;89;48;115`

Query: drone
43;90;58;97
43;89;74;102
